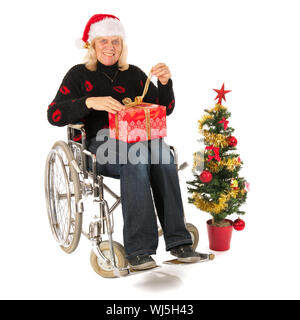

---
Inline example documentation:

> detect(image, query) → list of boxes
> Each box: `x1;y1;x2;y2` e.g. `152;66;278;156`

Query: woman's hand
85;96;125;114
151;63;171;85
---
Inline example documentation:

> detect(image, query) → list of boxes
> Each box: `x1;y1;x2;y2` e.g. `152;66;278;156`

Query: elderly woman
47;14;201;270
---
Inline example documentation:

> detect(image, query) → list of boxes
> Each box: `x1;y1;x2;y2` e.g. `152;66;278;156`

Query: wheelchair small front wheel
45;140;82;254
90;241;128;278
186;223;199;250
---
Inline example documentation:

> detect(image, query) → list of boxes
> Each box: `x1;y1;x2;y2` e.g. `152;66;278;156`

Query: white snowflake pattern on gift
118;120;128;140
128;128;148;142
159;128;167;136
156;117;162;128
110;128;116;138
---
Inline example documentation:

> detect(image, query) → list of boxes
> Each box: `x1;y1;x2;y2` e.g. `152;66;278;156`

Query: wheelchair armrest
68;123;85;130
67;123;86;141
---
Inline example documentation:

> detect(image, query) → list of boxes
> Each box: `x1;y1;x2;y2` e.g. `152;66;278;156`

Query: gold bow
122;71;152;108
115;71;153;141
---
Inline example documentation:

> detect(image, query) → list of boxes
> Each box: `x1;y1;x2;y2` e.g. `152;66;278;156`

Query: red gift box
109;103;167;143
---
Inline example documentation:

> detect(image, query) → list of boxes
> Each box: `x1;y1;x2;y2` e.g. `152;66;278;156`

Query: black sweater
47;60;175;140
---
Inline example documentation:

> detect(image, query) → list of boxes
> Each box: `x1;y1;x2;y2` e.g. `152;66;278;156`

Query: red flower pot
207;219;233;251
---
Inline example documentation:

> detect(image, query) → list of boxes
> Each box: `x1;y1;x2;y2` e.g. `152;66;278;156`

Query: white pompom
75;38;86;49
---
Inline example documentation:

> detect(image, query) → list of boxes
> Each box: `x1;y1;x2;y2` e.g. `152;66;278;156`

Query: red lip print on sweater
52;109;62;122
168;99;175;109
113;86;126;93
60;86;70;95
85;80;93;92
48;102;56;110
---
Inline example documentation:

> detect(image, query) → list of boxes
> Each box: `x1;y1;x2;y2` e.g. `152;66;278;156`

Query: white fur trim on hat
88;17;126;41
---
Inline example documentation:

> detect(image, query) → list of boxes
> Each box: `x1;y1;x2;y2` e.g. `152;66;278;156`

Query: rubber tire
46;141;82;254
186;223;199;250
90;241;128;278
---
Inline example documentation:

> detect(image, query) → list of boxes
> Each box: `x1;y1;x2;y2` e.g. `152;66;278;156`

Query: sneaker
128;254;157;271
170;244;202;263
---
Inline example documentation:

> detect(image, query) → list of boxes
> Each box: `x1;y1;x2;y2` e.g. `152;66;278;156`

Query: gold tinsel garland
203;130;228;148
192;189;240;214
209;103;227;113
207;157;241;173
198;114;213;130
194;124;241;173
198;104;227;131
193;150;241;173
223;158;241;171
206;161;219;172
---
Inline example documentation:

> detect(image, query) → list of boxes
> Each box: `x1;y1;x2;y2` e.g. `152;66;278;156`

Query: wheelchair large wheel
45;140;82;254
90;241;128;278
186;223;199;250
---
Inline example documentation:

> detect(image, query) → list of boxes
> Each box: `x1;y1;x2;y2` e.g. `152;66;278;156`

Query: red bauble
228;136;238;147
199;170;213;183
233;218;245;231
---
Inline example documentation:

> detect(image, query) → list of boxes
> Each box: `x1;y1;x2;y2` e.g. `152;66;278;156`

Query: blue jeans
87;133;192;258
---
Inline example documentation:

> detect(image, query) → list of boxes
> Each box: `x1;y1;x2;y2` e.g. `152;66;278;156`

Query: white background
1;0;300;300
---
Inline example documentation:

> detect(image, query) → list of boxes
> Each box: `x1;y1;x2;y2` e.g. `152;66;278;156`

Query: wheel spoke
45;143;82;252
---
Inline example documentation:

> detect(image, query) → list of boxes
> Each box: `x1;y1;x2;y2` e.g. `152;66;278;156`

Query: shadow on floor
133;268;184;291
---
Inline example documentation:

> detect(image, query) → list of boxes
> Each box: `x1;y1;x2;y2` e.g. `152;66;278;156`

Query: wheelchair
44;123;200;278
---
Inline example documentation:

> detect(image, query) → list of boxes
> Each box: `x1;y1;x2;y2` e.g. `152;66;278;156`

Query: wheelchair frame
45;123;197;278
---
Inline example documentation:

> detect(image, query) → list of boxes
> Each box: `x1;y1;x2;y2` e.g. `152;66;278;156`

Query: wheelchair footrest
163;253;215;265
128;265;161;274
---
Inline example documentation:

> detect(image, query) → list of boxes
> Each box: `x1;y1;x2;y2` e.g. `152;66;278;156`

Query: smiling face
94;36;122;66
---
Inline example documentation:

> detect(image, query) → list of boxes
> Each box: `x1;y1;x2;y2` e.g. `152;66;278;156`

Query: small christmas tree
187;84;248;227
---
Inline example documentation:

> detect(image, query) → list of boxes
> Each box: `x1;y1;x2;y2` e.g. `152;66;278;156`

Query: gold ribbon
144;108;151;140
115;71;153;140
122;71;152;108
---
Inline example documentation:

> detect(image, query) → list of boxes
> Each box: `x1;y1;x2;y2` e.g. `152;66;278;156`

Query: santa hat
76;14;126;49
